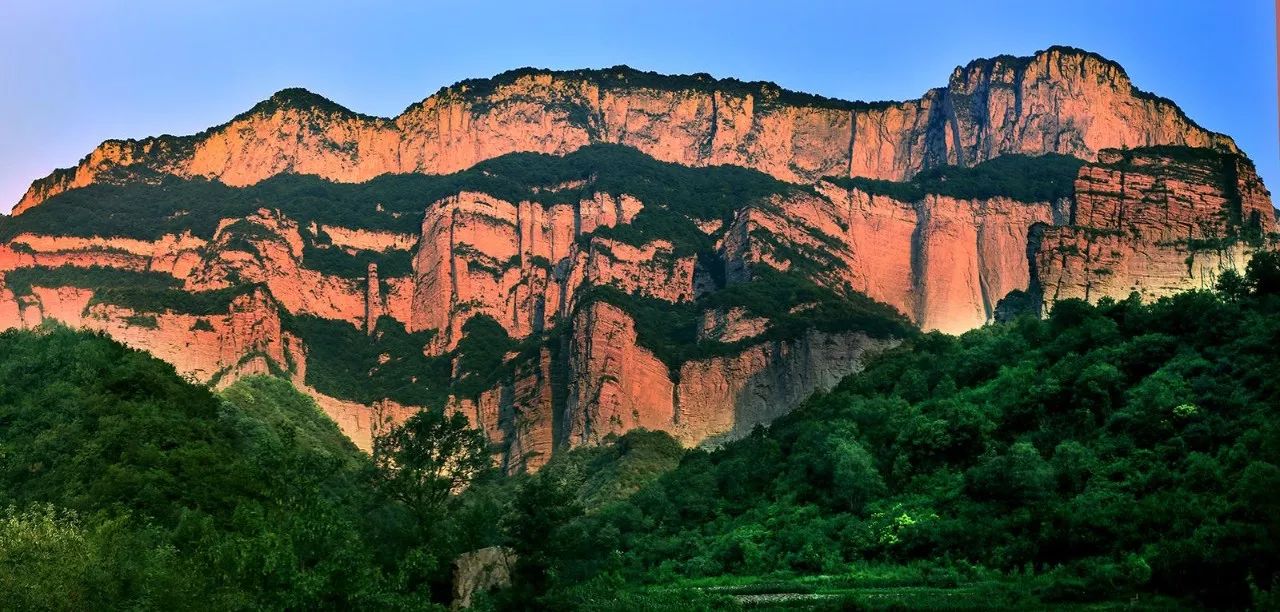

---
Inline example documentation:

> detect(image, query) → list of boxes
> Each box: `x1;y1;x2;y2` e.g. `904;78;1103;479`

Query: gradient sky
1;1;1275;214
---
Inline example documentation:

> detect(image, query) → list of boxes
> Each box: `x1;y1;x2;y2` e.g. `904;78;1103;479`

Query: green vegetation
3;265;255;315
575;267;912;370
282;312;529;407
0;334;508;609
828;153;1085;203
373;409;491;524
5;255;1280;608
282;314;449;406
537;429;686;513
1094;144;1233;168
190;319;215;332
302;240;415;278
230;87;388;124
428;64;899;114
0;145;800;251
451;315;520;399
494;252;1280;609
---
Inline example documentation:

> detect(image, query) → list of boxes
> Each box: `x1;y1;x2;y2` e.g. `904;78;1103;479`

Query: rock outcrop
451;547;515;610
14;47;1235;214
1034;148;1274;306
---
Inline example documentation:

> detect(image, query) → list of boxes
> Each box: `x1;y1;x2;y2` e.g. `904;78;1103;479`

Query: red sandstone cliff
1035;148;1274;306
0;48;1273;469
13;47;1235;215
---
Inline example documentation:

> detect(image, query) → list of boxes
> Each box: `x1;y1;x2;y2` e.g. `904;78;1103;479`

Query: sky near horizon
0;1;1275;214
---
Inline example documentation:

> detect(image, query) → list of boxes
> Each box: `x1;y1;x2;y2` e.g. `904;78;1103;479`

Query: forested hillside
4;255;1277;610
0;332;503;610
483;253;1280;609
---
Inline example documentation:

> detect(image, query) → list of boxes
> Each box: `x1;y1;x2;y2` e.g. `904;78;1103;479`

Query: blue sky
0;1;1275;213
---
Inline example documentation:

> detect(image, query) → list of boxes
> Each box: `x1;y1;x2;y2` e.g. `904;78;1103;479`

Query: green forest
2;254;1277;609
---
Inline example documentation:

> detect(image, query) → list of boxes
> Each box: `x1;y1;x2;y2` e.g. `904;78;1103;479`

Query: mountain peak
236;87;374;122
964;45;1128;73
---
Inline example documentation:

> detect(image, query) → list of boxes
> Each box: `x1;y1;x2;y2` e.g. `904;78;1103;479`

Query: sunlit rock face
14;47;1234;214
1;46;1273;470
1034;148;1275;307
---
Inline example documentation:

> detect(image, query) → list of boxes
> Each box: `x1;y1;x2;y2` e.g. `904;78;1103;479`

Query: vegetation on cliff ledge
427;64;899;114
827;152;1084;204
0;145;800;249
574;267;913;371
282;312;526;407
3;265;256;315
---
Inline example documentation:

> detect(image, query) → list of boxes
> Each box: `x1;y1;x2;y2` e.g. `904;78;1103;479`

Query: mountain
12;46;1236;214
0;47;1273;471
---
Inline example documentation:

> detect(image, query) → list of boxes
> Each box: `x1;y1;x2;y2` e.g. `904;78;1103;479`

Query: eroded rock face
564;302;677;446
409;191;650;351
452;547;515;610
1;143;1272;468
1035;149;1275;307
448;347;558;474
731;186;1065;335
14;47;1235;214
7;285;285;385
674;329;896;445
1;48;1273;471
559;302;897;448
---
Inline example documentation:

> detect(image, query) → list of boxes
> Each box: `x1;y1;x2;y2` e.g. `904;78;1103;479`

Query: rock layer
1035;148;1275;306
14;47;1235;214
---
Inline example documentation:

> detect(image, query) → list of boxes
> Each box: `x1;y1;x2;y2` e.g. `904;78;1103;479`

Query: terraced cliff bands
1034;147;1274;307
14;46;1235;214
0;47;1273;468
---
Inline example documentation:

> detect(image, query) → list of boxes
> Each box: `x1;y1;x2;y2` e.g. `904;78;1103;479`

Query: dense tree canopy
0;336;495;609
495;253;1280;609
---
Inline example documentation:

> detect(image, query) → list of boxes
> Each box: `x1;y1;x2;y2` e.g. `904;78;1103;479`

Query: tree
1215;269;1248;302
500;470;585;604
830;438;885;512
1245;250;1280;296
372;410;491;523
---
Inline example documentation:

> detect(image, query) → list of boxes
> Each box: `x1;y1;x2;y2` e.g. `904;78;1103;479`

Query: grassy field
644;566;1188;610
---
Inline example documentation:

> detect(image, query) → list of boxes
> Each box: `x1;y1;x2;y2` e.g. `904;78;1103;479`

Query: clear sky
0;0;1275;214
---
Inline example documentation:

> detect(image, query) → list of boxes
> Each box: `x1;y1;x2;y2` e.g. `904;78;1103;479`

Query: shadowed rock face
0;48;1273;471
13;47;1235;215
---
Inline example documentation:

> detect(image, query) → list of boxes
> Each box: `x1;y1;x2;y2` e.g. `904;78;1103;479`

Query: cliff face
562;301;897;447
1;47;1273;470
725;186;1066;335
1034;148;1274;306
14;47;1235;214
2;283;285;386
1;146;1271;463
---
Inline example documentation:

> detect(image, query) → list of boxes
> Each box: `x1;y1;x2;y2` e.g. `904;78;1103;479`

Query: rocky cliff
0;47;1273;468
14;47;1235;214
1034;147;1274;307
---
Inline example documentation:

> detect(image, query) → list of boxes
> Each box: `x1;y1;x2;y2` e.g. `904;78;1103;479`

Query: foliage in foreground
3;255;1280;609
495;254;1280;609
0;340;494;610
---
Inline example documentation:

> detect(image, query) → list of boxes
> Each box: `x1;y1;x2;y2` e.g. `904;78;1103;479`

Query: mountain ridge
0;46;1273;473
12;45;1239;215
